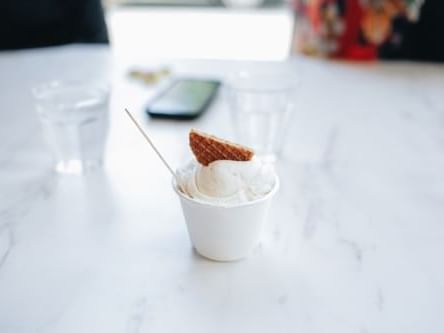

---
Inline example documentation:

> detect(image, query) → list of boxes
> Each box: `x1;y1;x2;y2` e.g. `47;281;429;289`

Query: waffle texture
189;129;254;166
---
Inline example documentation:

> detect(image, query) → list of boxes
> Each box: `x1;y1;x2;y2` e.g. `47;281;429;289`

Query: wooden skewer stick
124;108;177;179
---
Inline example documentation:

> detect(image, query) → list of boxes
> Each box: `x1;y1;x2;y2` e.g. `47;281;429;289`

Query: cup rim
172;174;280;209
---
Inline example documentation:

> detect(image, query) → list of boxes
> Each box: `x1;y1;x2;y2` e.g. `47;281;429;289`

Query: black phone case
146;79;220;120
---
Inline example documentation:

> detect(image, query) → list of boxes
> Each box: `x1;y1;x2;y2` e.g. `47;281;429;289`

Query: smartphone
146;78;220;119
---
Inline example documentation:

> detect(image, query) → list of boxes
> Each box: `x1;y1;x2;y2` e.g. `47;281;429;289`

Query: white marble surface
0;45;444;333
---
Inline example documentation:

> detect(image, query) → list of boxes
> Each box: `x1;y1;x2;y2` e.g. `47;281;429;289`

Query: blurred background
2;0;443;61
1;0;293;61
106;0;293;61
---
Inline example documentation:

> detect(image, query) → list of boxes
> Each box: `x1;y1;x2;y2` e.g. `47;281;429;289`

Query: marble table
0;45;443;333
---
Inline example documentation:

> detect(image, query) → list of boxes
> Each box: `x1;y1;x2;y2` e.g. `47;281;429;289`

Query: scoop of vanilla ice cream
177;157;276;205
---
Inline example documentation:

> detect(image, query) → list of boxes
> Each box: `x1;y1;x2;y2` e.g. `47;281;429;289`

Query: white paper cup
173;176;279;262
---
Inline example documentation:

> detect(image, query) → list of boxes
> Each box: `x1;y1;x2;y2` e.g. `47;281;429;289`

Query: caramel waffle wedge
189;129;254;166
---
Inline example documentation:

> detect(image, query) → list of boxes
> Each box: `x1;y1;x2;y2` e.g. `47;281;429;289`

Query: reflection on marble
0;45;444;332
0;224;13;269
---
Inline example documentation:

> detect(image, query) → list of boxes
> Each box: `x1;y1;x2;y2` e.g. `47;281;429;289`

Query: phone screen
146;79;220;119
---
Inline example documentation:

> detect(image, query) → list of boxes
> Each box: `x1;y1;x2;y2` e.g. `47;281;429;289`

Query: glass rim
225;75;300;94
226;85;297;94
32;79;109;99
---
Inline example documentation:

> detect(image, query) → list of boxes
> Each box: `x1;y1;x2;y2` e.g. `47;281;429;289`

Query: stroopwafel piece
189;129;254;166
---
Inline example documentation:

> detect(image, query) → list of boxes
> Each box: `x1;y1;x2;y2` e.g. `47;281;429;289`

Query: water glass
226;71;297;161
33;80;109;174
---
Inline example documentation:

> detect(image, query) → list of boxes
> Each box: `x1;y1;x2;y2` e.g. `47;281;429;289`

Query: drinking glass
33;80;109;174
226;71;297;161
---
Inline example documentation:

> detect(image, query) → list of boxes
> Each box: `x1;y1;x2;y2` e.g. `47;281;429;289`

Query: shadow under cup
173;175;279;262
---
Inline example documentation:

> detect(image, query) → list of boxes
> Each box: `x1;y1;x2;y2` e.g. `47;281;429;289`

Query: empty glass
226;71;297;161
33;80;109;174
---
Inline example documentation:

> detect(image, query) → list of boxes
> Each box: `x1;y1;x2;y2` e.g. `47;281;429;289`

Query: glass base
55;159;102;175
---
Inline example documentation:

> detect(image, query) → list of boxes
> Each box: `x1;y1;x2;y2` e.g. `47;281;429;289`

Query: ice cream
173;129;279;261
177;157;276;206
176;129;277;206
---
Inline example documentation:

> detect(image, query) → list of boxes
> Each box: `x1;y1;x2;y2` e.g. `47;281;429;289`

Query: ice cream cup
173;175;279;262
